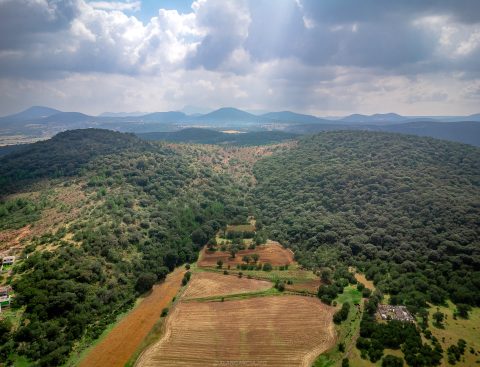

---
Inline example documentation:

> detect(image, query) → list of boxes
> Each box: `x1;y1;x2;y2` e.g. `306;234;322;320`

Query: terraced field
198;240;294;268
182;272;272;299
136;296;336;367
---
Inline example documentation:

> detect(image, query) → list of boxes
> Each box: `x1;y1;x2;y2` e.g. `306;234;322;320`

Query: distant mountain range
1;105;479;146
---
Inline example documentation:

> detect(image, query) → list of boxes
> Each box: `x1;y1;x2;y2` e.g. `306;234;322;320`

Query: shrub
262;263;272;271
135;273;157;294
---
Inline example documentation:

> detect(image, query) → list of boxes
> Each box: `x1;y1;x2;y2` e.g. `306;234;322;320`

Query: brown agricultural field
78;267;185;367
182;271;272;299
136;295;336;367
285;279;321;294
198;240;294;268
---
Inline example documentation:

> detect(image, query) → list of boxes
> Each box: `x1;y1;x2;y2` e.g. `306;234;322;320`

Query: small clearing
354;272;375;291
285;279;321;294
136;295;336;367
182;272;272;299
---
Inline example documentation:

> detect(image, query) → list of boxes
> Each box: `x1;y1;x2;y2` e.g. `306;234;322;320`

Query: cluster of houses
377;304;415;322
0;285;12;312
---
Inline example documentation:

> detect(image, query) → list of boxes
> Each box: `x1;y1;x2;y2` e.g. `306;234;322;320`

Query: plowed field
198;240;294;268
136;295;336;367
182;271;272;299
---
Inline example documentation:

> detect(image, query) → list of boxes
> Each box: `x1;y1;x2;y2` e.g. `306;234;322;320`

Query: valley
0;129;478;367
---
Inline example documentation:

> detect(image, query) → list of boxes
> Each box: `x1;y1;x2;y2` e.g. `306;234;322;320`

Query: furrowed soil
78;267;185;367
285;279;321;294
136;295;336;367
182;272;272;299
198;240;294;268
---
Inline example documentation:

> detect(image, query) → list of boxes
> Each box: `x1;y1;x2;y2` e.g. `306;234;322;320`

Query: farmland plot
136;295;336;367
182;272;272;299
198;240;294;268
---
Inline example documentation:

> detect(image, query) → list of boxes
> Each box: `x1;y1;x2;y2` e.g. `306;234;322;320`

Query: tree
135;273;157;294
251;253;259;263
217;259;223;269
321;268;332;283
382;355;403;367
191;228;208;245
161;308;169;317
433;310;445;327
262;263;272;271
341;358;350;367
456;304;471;319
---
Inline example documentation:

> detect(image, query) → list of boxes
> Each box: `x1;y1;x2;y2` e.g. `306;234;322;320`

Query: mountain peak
1;105;61;120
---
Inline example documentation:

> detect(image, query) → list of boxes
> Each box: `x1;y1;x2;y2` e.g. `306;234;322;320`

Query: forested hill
253;131;480;309
0;129;148;192
0;129;247;366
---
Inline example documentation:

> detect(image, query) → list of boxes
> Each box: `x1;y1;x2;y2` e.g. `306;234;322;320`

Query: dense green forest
253;131;480;310
0;129;246;366
1;129;479;366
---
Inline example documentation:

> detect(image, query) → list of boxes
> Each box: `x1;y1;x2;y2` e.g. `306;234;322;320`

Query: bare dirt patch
354;273;375;290
182;272;272;299
136;295;336;367
0;225;31;253
198;240;294;268
78;267;186;367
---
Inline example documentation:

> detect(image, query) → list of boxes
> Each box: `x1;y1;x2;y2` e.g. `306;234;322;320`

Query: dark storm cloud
299;0;480;24
239;0;480;74
0;0;79;49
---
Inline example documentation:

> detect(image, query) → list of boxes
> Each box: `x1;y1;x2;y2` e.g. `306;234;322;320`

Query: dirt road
78;267;185;367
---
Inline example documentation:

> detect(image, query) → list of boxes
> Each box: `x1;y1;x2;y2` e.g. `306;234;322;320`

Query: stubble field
136;295;336;367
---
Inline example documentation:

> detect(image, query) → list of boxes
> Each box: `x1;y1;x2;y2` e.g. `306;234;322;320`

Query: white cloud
0;0;479;115
88;1;141;12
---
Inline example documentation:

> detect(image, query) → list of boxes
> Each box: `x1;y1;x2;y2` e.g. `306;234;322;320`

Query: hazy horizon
2;104;480;119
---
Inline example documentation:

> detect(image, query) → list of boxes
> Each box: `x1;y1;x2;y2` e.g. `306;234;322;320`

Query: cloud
0;0;479;115
186;0;251;71
88;1;141;12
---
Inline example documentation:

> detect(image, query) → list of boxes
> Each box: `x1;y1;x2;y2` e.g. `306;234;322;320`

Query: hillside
253;131;480;309
0;129;247;366
1;129;479;367
285;121;480;146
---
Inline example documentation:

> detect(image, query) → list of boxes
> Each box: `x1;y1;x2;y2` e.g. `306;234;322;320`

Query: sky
0;0;479;116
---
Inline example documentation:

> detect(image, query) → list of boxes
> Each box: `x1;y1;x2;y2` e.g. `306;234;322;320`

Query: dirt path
78;267;186;367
